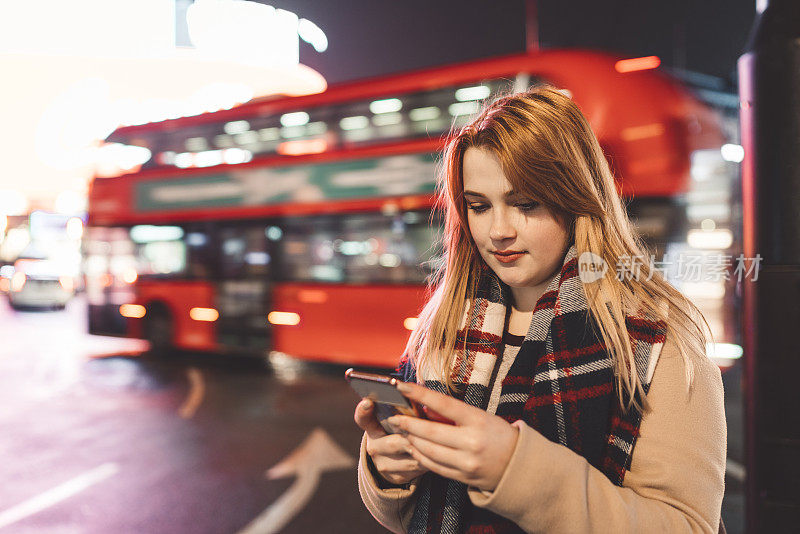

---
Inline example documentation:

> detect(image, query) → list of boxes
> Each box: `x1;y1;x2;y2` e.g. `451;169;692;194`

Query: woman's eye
515;202;539;212
466;204;489;213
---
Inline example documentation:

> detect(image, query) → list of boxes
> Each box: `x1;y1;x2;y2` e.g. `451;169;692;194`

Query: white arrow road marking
237;428;355;534
178;367;205;419
0;462;119;530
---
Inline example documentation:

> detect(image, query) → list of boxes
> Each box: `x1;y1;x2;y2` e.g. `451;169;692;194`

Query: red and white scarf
396;245;668;533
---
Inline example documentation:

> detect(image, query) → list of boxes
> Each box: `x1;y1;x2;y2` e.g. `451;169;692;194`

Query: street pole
737;0;800;531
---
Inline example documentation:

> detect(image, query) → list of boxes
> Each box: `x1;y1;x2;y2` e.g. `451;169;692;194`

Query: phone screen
346;369;420;433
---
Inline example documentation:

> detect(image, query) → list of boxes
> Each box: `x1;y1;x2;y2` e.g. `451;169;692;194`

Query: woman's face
462;147;570;308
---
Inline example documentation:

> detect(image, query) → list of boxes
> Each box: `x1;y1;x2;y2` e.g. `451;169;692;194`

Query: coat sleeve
357;432;420;533
467;337;727;533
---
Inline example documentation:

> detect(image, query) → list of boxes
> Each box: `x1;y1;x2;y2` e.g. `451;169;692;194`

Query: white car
7;259;75;310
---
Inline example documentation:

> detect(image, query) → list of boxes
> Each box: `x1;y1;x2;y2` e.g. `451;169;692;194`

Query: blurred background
0;0;766;532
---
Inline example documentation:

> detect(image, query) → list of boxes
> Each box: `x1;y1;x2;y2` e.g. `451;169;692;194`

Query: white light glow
372;113;402;126
0;0;175;56
681;281;726;300
122;269;138;284
194;150;224;167
222;148;252;165
340;116;369;130
280;111;310;127
687;204;731;221
409;107;441;121
224;120;251;135
455;85;490;102
339;241;371;255
700;219;716;231
130;225;184;244
721;144;744;163
281;126;306;138
186;233;208;247
687;229;734;250
95;143;152;174
0;190;29;216
706;342;743;360
259;128;280;141
449;101;480;117
1;229;31;261
55;191;86;215
188;1;300;67
1;0;329;209
245;252;270;265
379;253;401;268
369;98;402;114
65;218;84;241
174;152;195;169
234;131;260;145
298;18;328;52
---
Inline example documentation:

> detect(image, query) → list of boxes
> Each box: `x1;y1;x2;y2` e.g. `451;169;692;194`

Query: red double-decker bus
84;49;723;367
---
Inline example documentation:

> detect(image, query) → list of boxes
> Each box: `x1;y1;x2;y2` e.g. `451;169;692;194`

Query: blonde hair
405;86;711;413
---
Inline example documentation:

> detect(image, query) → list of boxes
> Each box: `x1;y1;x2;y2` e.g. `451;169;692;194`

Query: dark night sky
256;0;756;87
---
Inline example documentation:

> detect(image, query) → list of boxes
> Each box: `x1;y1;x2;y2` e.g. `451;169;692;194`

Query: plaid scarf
395;245;668;534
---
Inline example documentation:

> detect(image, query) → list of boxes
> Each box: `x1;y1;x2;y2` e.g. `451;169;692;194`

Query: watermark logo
577;252;763;283
578;251;608;283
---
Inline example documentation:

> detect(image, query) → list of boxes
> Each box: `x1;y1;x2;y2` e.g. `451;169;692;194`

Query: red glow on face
615;56;661;73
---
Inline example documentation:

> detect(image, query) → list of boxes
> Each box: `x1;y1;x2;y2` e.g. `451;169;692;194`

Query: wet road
0;296;745;533
0;297;382;534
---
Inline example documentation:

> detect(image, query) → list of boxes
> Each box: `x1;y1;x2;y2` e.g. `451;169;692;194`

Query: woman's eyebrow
463;190;519;199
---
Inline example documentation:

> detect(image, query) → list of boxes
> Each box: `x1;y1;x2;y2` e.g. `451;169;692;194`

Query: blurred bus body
84;50;722;366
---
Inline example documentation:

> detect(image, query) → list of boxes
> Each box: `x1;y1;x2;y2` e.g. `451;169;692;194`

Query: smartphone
345;368;454;434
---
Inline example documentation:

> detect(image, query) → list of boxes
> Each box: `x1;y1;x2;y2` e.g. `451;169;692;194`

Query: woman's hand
386;382;519;492
354;398;429;486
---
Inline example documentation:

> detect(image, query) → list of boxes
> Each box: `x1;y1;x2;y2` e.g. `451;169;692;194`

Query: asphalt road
0;296;745;533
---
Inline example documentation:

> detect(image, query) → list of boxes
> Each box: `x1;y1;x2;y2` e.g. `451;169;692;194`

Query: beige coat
357;337;727;533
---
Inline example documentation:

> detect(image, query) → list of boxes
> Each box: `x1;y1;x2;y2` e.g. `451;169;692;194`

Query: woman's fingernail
361;400;372;411
396;382;411;393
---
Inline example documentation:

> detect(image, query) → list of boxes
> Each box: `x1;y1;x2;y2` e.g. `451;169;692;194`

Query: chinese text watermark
578;252;763;284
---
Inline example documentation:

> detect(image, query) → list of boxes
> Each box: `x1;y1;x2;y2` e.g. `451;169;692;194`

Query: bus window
280;210;440;285
282;215;345;283
184;227;215;279
111;78;521;172
219;225;272;280
339;211;439;284
83;226;138;335
130;225;187;277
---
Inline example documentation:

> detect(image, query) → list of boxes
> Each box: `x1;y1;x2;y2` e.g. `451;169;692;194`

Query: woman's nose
489;210;516;241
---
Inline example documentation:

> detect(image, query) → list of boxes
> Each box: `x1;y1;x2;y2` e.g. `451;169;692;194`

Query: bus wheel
144;306;173;356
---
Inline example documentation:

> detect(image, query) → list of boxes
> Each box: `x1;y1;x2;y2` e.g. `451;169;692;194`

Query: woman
355;86;726;533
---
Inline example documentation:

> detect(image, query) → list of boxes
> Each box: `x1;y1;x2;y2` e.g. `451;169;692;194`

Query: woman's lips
492;251;526;263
